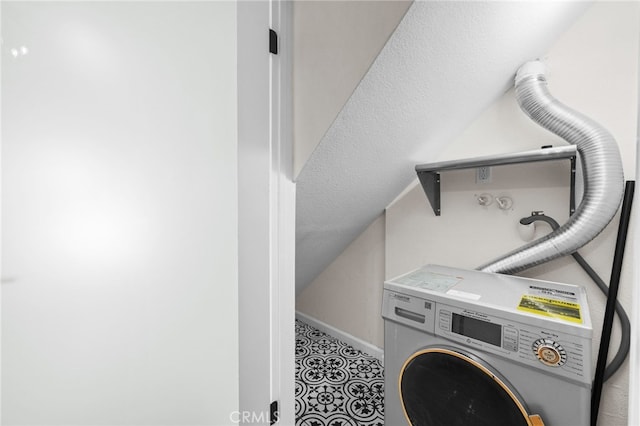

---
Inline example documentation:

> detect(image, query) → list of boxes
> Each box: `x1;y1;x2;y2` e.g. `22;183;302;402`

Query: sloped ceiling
293;1;413;177
295;1;591;293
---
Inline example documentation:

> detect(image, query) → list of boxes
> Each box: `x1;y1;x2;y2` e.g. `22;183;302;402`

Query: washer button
439;311;451;331
532;338;567;367
539;347;560;364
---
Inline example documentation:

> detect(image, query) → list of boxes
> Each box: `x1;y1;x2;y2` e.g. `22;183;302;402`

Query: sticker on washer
446;289;481;301
393;270;462;292
528;285;578;302
517;295;582;323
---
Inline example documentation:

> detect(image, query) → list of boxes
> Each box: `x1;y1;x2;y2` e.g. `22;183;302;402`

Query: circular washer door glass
400;348;534;426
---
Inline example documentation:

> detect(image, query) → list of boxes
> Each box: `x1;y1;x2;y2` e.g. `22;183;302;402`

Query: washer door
399;347;544;426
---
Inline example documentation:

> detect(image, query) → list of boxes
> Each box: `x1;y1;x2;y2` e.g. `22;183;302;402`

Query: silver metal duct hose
478;60;624;274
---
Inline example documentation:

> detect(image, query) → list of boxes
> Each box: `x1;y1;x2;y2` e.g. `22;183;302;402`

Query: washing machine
382;264;592;426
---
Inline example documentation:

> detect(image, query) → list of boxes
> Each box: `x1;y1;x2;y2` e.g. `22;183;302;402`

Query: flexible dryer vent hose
478;61;624;274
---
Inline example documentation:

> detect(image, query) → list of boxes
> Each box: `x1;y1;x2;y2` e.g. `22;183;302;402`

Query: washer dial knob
532;338;567;367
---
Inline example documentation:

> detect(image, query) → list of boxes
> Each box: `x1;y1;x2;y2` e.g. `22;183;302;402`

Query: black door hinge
269;29;278;55
270;400;279;424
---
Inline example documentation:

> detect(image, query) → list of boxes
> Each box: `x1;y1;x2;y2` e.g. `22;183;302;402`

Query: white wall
2;2;238;424
293;1;411;345
297;215;385;349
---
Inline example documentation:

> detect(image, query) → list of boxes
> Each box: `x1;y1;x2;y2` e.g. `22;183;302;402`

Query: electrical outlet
476;166;492;184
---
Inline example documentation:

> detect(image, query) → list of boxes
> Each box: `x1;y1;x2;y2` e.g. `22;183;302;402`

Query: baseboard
295;311;384;362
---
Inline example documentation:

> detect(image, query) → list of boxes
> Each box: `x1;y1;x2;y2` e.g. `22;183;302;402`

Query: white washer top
384;264;592;335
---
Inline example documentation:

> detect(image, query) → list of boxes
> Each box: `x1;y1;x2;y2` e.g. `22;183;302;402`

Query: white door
2;2;240;424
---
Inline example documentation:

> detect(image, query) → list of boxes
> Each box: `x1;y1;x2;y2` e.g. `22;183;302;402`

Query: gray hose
478;61;624;274
520;213;630;381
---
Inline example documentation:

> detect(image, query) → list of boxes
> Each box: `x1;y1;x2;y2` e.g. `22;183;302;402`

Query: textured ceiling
293;0;412;177
295;1;591;293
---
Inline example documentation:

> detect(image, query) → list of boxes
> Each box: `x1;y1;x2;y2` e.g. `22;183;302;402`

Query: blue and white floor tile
295;320;384;426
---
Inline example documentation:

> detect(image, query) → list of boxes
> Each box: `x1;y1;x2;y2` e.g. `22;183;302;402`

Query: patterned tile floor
295;320;384;426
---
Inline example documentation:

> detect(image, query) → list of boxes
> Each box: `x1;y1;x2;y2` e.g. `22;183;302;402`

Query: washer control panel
435;304;590;384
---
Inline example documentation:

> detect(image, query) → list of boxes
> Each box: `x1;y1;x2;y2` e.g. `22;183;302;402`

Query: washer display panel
399;348;543;426
451;312;502;346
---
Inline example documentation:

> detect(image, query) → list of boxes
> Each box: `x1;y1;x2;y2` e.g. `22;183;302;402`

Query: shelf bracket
417;171;441;216
569;155;576;216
